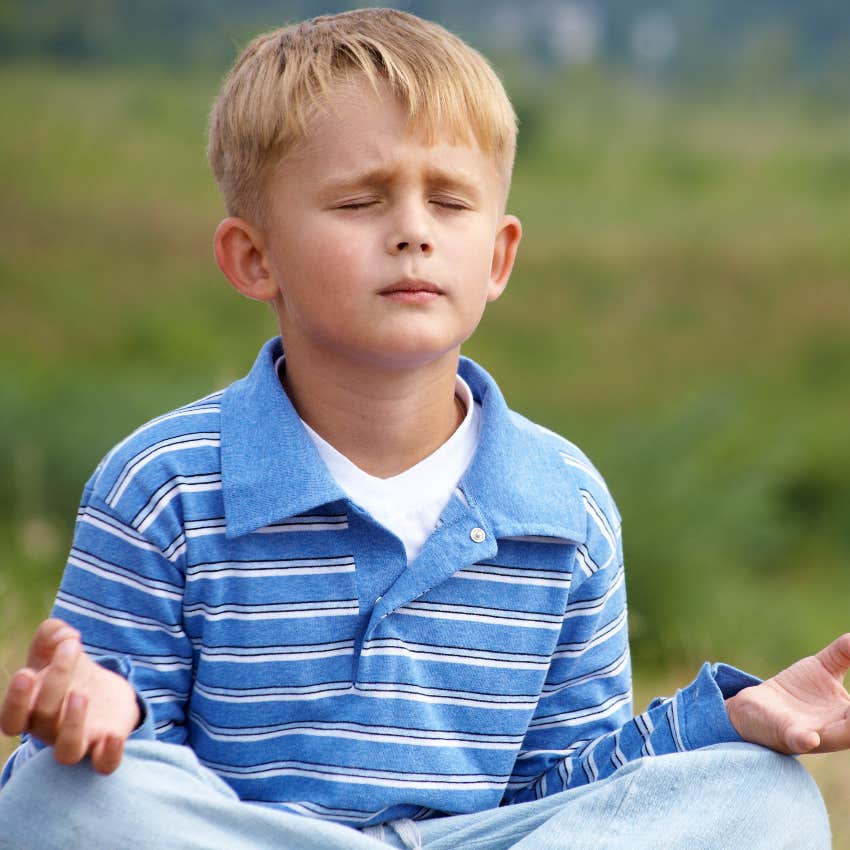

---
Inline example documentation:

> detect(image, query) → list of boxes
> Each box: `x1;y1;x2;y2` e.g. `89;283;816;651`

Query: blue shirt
2;338;757;826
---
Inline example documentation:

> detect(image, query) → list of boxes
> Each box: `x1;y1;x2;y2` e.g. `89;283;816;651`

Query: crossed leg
0;741;830;850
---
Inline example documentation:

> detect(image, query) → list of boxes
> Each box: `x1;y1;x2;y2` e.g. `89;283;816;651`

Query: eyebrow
319;165;483;200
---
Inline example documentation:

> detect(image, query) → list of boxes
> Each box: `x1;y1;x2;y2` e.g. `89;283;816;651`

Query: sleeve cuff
677;661;762;751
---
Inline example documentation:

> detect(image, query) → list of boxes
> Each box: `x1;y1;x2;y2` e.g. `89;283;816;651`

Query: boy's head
210;9;523;377
208;7;517;225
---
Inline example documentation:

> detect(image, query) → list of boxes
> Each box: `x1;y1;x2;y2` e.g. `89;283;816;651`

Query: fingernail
10;674;29;692
69;693;87;711
56;639;77;659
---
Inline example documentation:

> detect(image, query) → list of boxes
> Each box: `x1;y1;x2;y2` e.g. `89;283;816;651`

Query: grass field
1;61;848;832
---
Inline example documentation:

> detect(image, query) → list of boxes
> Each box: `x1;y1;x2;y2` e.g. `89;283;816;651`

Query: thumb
784;725;820;755
815;633;850;680
26;619;81;670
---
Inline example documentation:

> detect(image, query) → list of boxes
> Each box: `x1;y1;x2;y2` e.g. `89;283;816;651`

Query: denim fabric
0;741;829;849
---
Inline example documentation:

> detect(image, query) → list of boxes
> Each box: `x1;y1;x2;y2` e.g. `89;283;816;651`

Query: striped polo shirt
2;338;754;826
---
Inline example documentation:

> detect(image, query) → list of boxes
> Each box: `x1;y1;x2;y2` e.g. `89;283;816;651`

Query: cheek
271;231;354;291
446;221;496;266
302;226;372;278
460;242;498;292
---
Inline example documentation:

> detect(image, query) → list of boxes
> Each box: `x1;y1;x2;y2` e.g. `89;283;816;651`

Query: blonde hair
208;8;517;223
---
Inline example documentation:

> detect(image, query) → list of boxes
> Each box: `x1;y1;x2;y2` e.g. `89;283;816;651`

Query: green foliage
2;0;849;97
1;63;848;676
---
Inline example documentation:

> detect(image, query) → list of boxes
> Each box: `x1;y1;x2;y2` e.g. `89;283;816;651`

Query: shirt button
470;527;486;543
375;595;383;604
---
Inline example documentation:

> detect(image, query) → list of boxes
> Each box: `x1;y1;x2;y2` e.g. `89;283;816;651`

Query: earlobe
214;217;279;303
487;214;522;302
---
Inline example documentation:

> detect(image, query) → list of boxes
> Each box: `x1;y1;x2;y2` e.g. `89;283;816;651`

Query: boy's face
256;81;521;373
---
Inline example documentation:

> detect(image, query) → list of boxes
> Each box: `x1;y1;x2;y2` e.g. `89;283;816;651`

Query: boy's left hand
725;633;850;755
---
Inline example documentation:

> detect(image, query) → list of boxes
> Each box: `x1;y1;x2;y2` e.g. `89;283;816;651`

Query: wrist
724;684;763;744
724;692;743;738
130;690;144;731
93;654;145;734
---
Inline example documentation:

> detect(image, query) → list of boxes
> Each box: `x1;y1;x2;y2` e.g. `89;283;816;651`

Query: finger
815;633;850;680
91;734;125;775
27;619;81;670
783;725;820;755
0;670;38;736
52;692;90;765
812;714;850;754
28;638;81;740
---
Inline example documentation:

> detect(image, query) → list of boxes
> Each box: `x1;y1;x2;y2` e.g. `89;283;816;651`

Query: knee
0;741;232;850
625;744;830;849
0;746;90;808
700;743;831;849
0;748;105;848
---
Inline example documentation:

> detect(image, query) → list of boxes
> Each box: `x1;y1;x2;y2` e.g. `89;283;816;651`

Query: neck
281;349;464;479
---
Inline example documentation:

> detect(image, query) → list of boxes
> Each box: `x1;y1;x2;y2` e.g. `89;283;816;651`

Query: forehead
276;82;505;191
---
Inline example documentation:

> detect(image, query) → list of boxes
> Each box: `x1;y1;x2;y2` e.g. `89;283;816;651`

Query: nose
389;238;432;256
390;240;433;256
386;205;433;257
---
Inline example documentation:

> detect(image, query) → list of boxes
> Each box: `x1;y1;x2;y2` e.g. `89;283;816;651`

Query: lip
378;278;445;306
379;278;444;296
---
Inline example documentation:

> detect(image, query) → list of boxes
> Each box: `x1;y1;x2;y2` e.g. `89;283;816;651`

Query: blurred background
1;0;848;832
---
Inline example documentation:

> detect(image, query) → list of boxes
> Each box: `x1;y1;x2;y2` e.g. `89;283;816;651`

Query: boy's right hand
0;618;141;774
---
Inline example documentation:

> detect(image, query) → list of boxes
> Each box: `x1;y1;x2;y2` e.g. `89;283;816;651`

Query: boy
0;9;846;849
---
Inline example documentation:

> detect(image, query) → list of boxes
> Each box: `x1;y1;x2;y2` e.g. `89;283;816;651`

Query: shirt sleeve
1;482;192;787
504;487;760;804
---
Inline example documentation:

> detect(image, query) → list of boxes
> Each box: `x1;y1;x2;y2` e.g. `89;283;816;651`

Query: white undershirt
283;362;481;563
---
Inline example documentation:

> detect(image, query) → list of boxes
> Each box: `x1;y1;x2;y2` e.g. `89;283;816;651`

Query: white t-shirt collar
275;356;481;563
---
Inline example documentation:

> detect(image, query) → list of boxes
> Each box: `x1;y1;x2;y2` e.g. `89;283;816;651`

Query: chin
367;343;461;372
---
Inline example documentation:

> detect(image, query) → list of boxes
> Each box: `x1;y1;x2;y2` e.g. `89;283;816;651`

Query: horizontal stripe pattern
186;555;356;581
2;350;731;826
183;599;359;621
190;713;524;750
203;757;512;792
396;600;564;631
360;637;552;670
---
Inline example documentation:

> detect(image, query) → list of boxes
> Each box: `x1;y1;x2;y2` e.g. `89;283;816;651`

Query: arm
507;498;849;803
1;486;193;782
505;488;753;803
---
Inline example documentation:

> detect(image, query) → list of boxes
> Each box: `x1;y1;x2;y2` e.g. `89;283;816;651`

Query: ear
213;217;279;303
487;214;522;303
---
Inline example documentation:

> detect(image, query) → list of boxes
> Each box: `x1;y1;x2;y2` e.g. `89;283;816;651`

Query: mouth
379;278;445;296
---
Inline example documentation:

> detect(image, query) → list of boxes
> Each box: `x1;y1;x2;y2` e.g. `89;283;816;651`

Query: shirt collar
457;358;586;544
221;338;586;544
221;338;346;537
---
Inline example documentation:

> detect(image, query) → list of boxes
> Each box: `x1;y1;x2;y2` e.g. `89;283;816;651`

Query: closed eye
432;198;470;211
337;200;378;210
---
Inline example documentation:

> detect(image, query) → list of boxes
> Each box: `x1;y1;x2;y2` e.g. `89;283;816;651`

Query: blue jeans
0;741;830;849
